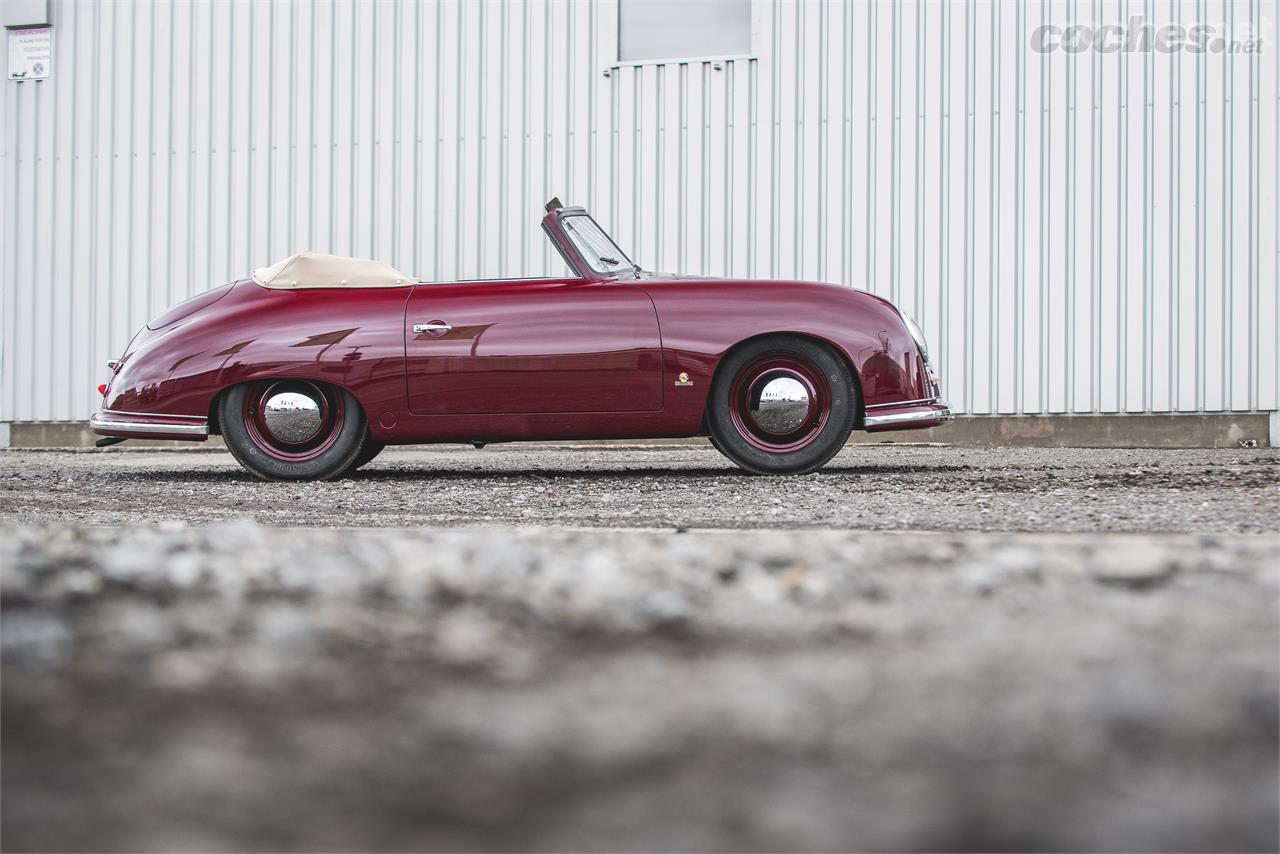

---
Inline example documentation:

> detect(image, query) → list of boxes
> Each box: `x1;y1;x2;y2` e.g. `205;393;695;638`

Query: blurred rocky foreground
2;522;1277;851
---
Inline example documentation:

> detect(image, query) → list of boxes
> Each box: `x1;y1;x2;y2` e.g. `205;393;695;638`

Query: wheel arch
701;331;865;433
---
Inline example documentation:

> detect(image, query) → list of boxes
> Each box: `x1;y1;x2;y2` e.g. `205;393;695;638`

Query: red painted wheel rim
727;354;830;452
242;380;345;462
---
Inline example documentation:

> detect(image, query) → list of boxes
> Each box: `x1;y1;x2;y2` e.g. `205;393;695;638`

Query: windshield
561;214;635;275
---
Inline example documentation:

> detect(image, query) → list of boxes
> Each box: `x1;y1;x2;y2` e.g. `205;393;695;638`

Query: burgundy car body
91;206;950;445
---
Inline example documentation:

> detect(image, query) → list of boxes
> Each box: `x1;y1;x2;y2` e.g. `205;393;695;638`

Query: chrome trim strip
90;414;209;437
864;407;954;428
864;397;938;411
96;409;205;420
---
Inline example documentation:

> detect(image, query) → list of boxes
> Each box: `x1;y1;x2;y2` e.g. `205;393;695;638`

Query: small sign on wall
8;26;51;81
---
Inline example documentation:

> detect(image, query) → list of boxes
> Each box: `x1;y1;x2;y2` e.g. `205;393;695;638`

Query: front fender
635;277;933;430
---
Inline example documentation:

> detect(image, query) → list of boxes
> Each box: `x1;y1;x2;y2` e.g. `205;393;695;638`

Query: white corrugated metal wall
2;0;1277;425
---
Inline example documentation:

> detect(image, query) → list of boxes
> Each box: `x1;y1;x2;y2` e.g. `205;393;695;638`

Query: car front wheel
342;433;386;475
706;337;857;475
220;380;368;481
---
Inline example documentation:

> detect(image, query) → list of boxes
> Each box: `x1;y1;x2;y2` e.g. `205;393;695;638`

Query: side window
618;0;751;62
541;222;585;278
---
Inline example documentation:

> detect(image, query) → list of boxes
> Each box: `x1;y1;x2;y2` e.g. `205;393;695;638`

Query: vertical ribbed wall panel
1;0;1276;422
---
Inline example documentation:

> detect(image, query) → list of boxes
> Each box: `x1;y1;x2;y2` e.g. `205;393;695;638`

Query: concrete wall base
848;413;1273;449
3;422;227;450
1;413;1274;450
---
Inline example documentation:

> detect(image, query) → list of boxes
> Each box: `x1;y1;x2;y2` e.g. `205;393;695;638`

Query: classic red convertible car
92;199;950;480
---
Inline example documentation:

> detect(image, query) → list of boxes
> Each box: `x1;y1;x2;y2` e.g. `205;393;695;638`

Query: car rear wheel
706;337;856;475
220;380;367;481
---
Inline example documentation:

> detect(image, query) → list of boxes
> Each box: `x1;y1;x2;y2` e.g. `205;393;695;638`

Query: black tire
220;381;367;481
706;336;857;475
342;434;386;475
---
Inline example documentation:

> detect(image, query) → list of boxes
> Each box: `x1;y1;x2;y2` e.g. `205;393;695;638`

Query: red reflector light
97;384;108;396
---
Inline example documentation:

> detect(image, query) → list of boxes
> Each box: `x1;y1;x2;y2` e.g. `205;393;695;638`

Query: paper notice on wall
8;27;51;81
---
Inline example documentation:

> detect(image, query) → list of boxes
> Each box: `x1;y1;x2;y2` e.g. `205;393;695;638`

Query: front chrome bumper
90;410;209;440
863;403;953;431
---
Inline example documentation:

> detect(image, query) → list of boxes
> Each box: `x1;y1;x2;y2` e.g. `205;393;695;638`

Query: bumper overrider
90;410;209;440
863;401;954;431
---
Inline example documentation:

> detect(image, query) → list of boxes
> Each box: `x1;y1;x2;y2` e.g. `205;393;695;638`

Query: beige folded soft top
252;251;415;289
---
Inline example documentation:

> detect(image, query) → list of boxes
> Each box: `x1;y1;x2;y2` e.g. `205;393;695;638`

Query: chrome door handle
413;322;452;334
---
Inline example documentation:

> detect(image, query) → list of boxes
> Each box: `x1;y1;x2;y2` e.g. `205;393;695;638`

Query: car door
404;278;664;415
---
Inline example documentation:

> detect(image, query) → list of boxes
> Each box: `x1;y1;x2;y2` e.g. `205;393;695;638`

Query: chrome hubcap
262;391;323;444
749;376;813;435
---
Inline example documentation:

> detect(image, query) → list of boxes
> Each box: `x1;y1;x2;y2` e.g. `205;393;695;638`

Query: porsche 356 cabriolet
91;199;950;480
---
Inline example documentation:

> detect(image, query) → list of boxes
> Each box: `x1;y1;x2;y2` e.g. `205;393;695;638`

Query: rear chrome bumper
90;410;209;440
863;403;954;431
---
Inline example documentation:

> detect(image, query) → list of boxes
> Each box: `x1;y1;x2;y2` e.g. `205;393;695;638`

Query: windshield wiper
598;256;620;266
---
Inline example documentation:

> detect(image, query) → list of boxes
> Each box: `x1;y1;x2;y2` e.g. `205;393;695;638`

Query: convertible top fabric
252;251;414;289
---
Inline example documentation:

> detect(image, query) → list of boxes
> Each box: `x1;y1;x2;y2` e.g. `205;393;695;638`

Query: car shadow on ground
351;463;978;480
117;463;977;483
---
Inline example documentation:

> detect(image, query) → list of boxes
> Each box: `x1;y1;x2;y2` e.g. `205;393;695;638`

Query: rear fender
104;281;413;437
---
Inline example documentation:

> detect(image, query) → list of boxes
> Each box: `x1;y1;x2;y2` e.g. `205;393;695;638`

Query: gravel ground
3;523;1277;851
1;444;1278;532
2;445;1278;851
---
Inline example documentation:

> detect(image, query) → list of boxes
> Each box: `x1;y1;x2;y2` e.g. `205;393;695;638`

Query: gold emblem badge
674;371;693;387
